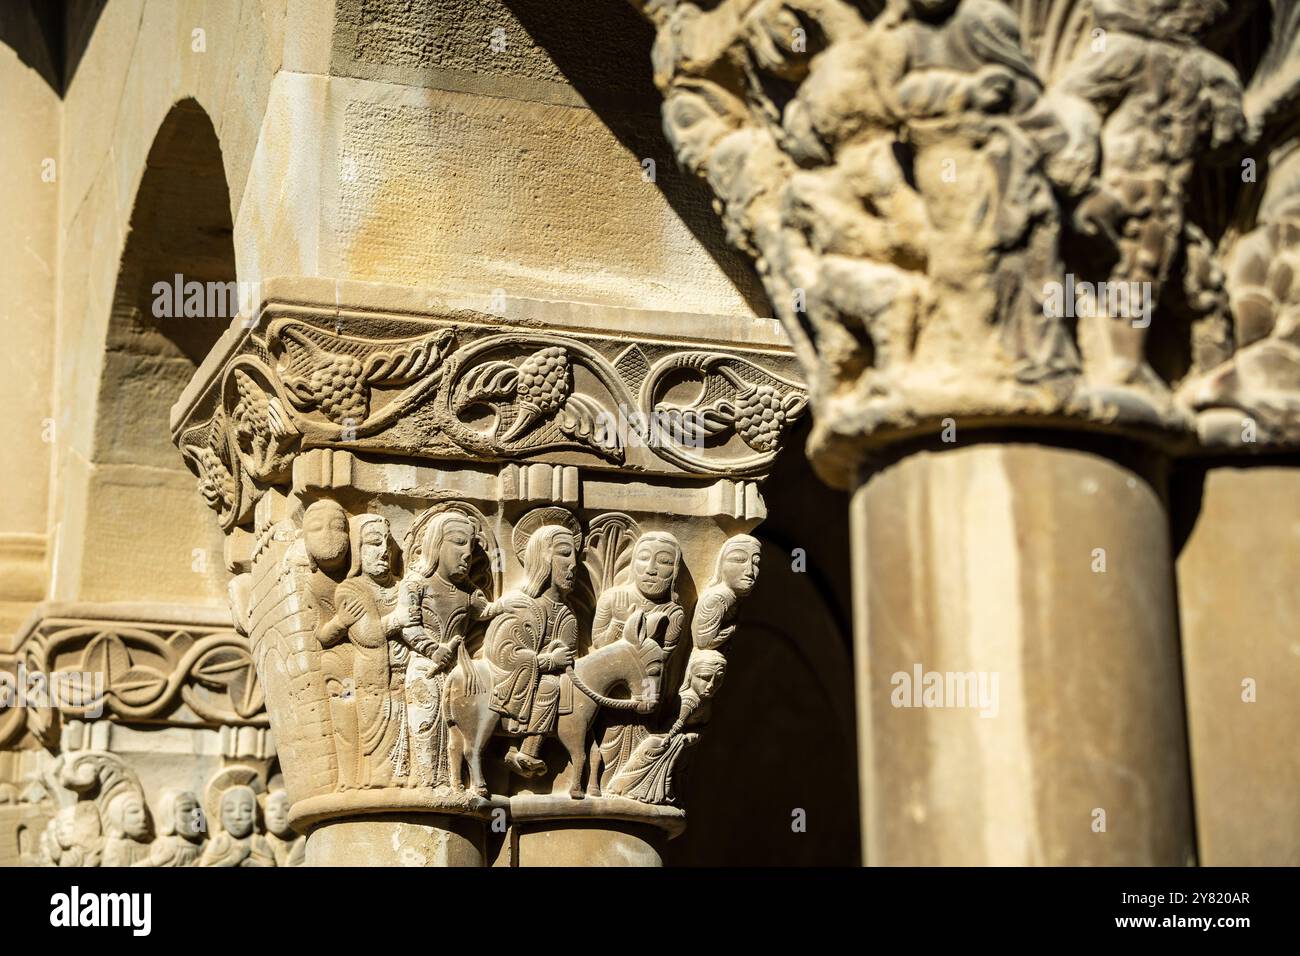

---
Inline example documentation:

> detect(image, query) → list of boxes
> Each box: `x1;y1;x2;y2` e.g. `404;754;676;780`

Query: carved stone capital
170;281;794;857
635;0;1300;484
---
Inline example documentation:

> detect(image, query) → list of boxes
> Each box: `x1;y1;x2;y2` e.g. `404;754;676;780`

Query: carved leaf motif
190;645;262;719
584;513;641;596
455;360;520;411
453;347;578;446
79;634;168;707
655;362;806;454
229;368;298;481
270;322;455;425
656;400;736;445
184;441;236;515
557;392;624;462
363;328;456;384
80;633;132;689
109;669;171;707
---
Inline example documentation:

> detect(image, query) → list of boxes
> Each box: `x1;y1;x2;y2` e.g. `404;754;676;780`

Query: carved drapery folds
633;0;1300;479
171;294;801;849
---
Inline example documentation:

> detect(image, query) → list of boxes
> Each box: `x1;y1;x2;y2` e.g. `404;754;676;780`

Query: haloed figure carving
587;531;684;795
142;789;206;867
200;784;272;867
400;511;502;789
446;512;661;799
487;525;579;779
607;534;761;805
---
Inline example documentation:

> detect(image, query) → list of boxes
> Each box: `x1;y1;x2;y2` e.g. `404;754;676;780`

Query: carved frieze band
635;0;1300;480
1;612;266;750
173;307;807;530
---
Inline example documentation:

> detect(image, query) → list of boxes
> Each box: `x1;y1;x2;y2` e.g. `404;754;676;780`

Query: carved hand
337;596;363;627
539;646;573;672
431;644;453;671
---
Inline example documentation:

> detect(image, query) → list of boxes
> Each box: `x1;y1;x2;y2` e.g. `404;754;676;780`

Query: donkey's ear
621;608;645;643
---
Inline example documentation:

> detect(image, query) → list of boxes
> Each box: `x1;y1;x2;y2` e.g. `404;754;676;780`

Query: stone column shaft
1176;463;1300;865
853;441;1193;865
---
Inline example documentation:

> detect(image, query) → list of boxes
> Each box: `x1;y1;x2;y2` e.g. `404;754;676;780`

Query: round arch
62;98;235;606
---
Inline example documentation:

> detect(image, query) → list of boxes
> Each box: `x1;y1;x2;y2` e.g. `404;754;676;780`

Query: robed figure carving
587;531;684;795
608;534;761;805
485;524;580;779
399;510;502;789
318;514;437;789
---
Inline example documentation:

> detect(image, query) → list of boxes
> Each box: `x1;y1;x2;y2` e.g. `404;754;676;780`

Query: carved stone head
264;789;293;838
219;785;258;839
104;790;151;840
55;802;101;849
303;499;350;574
350;514;395;582
523;525;577;598
414;512;476;583
712;534;762;597
631;531;681;601
158;788;204;840
686;649;727;702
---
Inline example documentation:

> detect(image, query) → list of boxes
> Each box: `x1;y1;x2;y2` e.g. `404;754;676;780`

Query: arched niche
69;98;234;605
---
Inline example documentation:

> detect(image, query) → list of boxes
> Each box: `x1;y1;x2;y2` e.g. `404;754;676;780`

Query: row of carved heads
35;754;302;867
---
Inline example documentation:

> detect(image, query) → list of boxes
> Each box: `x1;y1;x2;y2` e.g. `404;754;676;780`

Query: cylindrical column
852;439;1194;865
305;814;488;867
514;822;666;867
1176;462;1300;865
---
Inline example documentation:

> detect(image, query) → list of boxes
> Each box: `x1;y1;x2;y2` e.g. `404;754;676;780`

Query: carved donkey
444;609;663;799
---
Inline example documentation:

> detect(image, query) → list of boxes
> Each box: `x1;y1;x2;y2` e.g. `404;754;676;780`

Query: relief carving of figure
199;774;273;867
38;803;101;867
587;531;684;795
606;533;761;805
446;510;662;798
317;514;436;789
299;498;352;615
140;789;206;867
263;789;305;867
46;752;151;867
1055;0;1245;398
100;789;153;867
607;649;728;805
691;534;761;654
399;510;503;789
486;523;580;779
